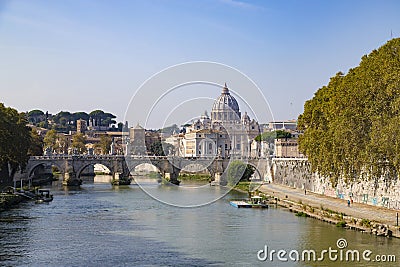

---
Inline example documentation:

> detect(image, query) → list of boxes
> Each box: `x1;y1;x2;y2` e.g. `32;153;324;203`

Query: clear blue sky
1;0;399;127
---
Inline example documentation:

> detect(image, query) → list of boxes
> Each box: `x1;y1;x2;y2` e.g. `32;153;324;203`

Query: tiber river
1;175;400;267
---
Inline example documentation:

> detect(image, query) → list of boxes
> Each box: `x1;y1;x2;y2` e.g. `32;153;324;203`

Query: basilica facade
167;83;260;158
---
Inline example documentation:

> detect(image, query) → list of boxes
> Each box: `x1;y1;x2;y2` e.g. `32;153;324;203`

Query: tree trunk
0;162;12;189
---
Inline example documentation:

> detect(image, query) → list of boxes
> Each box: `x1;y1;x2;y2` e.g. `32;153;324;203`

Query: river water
1;175;400;266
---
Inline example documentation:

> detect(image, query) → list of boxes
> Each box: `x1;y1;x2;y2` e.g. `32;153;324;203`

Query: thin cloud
218;0;262;10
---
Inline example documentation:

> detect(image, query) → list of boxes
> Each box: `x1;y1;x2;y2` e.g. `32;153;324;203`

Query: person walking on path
347;199;351;207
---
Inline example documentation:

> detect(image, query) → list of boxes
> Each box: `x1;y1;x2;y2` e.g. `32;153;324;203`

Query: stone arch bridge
22;155;271;186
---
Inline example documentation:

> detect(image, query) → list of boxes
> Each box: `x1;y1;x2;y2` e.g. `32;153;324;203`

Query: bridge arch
246;162;263;180
125;158;171;177
28;161;65;178
76;162;114;179
130;162;164;183
132;163;161;175
179;162;214;180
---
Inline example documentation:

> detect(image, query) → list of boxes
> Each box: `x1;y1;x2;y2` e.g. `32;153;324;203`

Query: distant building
76;119;87;134
263;120;297;132
128;124;146;155
260;141;274;158
172;83;261;158
274;138;304;158
164;134;184;156
123;83;262;157
183;129;223;157
107;131;128;155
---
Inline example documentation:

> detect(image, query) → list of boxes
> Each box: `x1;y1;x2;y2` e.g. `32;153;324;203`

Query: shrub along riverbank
179;173;211;181
0;193;23;212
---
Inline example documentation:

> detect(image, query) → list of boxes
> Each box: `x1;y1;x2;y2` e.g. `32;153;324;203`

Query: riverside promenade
259;183;400;237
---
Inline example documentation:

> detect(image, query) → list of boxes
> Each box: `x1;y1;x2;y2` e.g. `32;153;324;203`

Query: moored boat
35;189;53;204
230;196;268;208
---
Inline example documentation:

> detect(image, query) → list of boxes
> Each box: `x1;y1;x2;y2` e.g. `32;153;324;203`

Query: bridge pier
62;160;82;186
62;172;82;186
163;172;180;185
211;158;229;186
111;172;132;185
213;172;228;186
213;172;222;185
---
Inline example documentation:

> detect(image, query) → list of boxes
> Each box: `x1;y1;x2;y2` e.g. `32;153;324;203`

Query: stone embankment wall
272;158;400;210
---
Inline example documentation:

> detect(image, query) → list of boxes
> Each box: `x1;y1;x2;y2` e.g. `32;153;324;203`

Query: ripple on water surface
1;183;400;266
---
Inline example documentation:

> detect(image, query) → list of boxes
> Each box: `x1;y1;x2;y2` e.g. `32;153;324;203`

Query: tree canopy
149;141;174;156
26;109;118;131
0;104;37;169
254;130;292;142
71;133;87;154
28;129;44;156
43;129;58;150
89;110;116;127
27;110;44;116
298;38;400;185
95;135;112;154
226;160;255;186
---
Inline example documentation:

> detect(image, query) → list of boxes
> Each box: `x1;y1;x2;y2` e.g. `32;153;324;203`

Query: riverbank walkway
259;183;400;235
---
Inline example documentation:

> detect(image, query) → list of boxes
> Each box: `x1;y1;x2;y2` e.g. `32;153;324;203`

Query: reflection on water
296;218;398;267
1;177;399;266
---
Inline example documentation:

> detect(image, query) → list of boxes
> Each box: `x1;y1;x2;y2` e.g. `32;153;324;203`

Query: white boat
230;196;268;208
35;189;53;203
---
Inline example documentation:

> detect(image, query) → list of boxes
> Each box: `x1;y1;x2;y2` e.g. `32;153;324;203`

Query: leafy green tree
53;111;72;124
90;110;106;125
149;141;174;156
47;110;119;131
27;110;44;116
56;134;69;154
102;116;116;127
89;110;104;118
298;38;400;185
59;117;68;127
243;164;255;181
52;111;74;132
28;129;44;156
276;130;292;139
117;122;124;131
89;110;116;127
27;109;45;125
95;135;112;154
43;129;58;150
71;133;87;154
226;160;255;186
72;112;89;122
0;104;33;178
38;121;48;129
255;130;292;142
